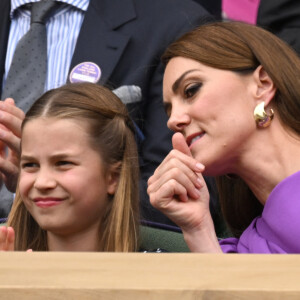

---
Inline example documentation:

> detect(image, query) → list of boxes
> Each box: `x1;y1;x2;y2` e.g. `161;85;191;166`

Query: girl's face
163;57;258;175
19;118;118;237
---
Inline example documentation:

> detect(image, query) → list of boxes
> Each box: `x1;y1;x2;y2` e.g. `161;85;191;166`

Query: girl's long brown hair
8;83;140;251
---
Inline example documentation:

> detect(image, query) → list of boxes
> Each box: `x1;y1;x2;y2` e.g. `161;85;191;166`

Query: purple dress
220;171;300;253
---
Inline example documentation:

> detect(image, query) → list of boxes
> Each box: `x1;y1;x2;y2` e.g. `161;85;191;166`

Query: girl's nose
33;169;57;190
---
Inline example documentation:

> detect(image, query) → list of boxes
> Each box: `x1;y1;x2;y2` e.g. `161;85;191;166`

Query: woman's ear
253;65;276;106
106;162;121;195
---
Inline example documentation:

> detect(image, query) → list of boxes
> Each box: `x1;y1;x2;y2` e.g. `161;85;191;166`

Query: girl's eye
56;161;73;167
56;160;74;168
21;162;38;170
184;83;202;98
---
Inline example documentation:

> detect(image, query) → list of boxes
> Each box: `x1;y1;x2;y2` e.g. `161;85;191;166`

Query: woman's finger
150;179;190;209
148;166;202;200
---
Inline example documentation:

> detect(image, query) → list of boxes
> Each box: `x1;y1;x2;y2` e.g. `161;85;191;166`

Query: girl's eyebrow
20;155;35;161
172;69;199;93
20;153;73;161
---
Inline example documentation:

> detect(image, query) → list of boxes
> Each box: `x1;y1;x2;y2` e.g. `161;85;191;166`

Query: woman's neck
234;122;300;205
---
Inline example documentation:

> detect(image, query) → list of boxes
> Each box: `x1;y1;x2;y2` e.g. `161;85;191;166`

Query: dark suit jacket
192;0;222;19
0;0;219;227
257;0;300;55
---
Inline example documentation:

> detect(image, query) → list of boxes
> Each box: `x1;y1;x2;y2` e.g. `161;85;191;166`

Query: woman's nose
167;107;191;132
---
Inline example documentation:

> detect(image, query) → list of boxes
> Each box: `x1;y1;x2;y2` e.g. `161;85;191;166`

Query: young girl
0;83;140;252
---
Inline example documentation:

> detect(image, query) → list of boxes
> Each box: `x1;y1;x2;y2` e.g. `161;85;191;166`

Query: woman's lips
186;132;205;148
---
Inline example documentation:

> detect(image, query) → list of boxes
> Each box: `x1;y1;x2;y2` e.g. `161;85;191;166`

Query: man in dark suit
192;0;222;20
0;0;222;230
257;0;300;55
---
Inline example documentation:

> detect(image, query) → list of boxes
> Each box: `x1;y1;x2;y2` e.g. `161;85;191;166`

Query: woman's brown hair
162;21;300;236
7;83;140;251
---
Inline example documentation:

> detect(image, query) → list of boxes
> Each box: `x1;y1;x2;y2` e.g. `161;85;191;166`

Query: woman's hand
147;132;222;252
0;98;25;192
0;226;15;251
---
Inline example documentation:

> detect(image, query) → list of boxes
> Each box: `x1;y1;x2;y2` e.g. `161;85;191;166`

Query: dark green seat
139;225;190;252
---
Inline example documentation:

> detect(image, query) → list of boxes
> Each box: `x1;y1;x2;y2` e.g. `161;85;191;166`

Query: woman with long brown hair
148;21;300;253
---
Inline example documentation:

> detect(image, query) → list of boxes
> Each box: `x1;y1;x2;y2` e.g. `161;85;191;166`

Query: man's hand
0;98;25;192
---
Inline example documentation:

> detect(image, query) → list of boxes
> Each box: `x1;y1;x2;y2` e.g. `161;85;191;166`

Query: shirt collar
10;0;90;18
56;0;90;11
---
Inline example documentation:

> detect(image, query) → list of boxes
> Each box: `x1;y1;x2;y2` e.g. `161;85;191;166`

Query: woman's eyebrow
172;69;199;93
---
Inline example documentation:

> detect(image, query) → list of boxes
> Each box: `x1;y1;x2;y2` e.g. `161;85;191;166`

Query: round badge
69;62;101;84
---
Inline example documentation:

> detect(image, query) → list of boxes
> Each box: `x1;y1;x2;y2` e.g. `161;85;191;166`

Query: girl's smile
19;117;116;236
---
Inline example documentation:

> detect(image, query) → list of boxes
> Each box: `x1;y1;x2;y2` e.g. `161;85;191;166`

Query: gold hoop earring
254;102;274;128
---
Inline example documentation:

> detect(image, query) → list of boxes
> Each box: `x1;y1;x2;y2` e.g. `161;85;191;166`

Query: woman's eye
184;83;202;98
163;102;172;118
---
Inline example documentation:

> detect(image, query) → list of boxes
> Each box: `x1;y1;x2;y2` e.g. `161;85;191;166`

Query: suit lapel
0;0;11;96
69;0;137;85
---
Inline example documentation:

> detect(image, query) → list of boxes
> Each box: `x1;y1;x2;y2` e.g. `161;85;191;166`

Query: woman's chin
195;158;228;177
